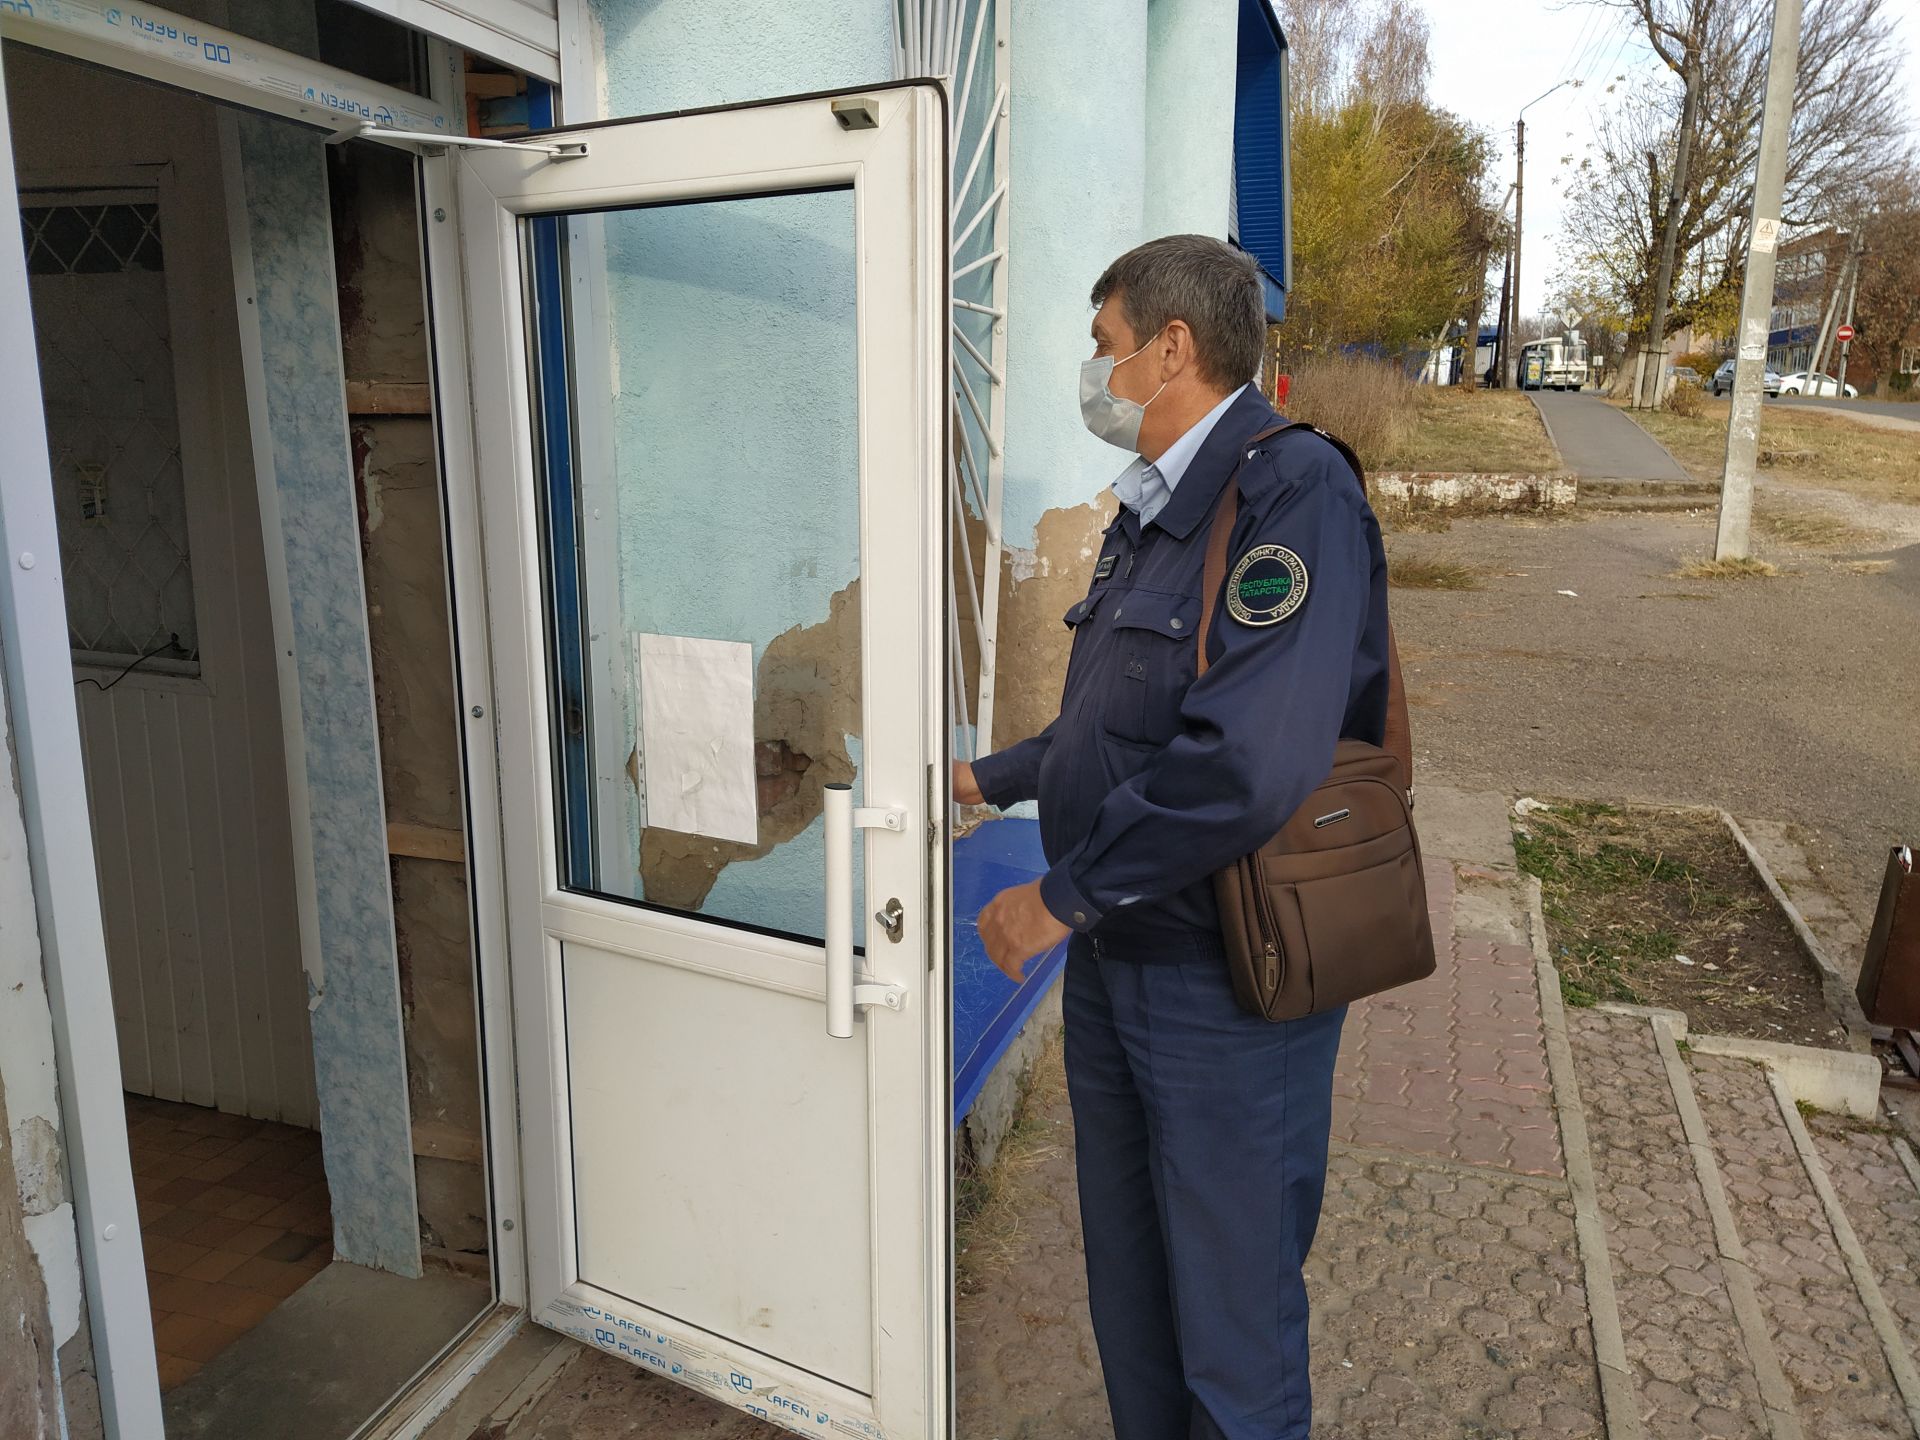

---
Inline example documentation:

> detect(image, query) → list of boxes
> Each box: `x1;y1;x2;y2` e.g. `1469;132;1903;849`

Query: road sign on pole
1837;324;1856;344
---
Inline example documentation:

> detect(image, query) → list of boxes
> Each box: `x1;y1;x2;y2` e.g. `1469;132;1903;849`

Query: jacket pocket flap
1062;587;1115;629
1110;590;1200;640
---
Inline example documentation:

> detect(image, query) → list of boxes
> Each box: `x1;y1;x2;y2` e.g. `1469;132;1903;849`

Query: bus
1517;334;1590;390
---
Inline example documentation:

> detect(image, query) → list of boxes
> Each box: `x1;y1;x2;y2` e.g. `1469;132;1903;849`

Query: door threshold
356;1302;529;1440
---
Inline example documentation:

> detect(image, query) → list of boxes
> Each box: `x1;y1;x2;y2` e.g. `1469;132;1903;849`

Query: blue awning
1233;0;1289;323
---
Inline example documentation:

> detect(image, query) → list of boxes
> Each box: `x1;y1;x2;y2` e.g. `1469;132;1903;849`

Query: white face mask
1080;331;1168;451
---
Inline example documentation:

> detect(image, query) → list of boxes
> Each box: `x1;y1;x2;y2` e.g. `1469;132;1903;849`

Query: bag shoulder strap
1196;421;1415;794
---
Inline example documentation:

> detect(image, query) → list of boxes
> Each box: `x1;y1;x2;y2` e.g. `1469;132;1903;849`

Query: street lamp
1507;79;1580;389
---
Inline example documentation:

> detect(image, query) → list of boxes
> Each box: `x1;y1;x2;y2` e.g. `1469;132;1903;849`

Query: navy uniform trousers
1063;939;1345;1440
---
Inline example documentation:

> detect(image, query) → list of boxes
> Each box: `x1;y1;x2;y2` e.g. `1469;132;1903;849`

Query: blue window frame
522;79;596;890
1232;0;1290;323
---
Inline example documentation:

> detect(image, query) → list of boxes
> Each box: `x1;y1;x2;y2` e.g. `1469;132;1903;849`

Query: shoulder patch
1227;545;1308;626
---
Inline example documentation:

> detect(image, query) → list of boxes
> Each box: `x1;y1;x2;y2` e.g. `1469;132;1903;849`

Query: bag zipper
1249;861;1282;995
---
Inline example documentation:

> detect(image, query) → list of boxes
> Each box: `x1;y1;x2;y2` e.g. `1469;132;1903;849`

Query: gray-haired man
955;235;1389;1439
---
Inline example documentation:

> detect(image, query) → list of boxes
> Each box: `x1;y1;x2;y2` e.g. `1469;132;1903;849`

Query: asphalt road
1390;506;1920;945
1529;391;1692;482
1768;394;1920;423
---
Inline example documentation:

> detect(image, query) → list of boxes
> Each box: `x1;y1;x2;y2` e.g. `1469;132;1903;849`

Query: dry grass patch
954;1032;1065;1295
1281;353;1416;470
1379;385;1561;474
1674;555;1780;579
1388;554;1484;590
1626;399;1920;507
1754;503;1878;550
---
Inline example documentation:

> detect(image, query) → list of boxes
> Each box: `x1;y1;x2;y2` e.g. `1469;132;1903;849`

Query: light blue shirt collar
1112;384;1249;528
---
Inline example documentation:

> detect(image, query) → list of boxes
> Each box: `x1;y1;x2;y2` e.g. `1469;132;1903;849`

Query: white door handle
823;784;908;1039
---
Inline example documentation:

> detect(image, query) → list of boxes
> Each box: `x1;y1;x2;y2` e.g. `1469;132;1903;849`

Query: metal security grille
22;192;199;672
894;0;1009;760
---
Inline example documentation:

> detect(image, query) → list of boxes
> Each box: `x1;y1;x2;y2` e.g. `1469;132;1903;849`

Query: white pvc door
448;84;951;1439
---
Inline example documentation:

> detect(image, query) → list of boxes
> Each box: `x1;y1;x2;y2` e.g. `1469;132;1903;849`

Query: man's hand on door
978;879;1069;983
952;759;984;806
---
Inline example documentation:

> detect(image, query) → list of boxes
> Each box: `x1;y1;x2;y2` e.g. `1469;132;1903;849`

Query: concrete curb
1767;1068;1920;1434
1686;1033;1880;1119
1650;1019;1806;1440
1367;471;1576;511
1595;1000;1878;1116
1526;877;1644;1440
1719;809;1873;1050
1576;476;1719;496
1592;1001;1690;1037
1896;1136;1920;1198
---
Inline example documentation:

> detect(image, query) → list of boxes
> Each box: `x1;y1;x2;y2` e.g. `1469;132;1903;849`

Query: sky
1420;0;1920;322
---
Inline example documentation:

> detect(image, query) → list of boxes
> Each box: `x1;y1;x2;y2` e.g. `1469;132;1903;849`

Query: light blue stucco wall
230;0;418;1278
592;0;893;113
1002;0;1151;543
1145;0;1237;240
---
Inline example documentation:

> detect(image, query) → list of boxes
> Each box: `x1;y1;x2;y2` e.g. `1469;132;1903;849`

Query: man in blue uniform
953;235;1391;1440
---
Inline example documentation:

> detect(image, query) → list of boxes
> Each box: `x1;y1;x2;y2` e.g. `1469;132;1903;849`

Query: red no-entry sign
1838;323;1857;343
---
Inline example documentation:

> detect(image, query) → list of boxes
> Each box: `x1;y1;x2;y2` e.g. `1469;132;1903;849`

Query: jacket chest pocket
1106;589;1201;744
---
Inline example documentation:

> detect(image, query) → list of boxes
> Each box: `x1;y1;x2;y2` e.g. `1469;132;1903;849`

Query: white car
1779;371;1859;398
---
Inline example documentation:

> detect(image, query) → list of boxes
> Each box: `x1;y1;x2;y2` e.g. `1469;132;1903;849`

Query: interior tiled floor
127;1094;334;1391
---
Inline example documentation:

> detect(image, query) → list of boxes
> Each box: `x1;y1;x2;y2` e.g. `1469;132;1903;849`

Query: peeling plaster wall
0;649;77;1438
225;0;418;1277
995;0;1150;747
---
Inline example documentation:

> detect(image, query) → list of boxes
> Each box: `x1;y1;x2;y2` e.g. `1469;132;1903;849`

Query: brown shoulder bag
1203;423;1435;1021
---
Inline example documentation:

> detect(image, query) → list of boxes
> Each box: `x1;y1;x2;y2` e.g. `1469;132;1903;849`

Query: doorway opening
6;12;497;1433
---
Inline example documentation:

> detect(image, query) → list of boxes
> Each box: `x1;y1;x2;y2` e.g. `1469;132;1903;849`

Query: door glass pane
530;189;861;944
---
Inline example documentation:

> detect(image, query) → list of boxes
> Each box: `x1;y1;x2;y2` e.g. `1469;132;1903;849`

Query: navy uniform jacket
971;387;1392;964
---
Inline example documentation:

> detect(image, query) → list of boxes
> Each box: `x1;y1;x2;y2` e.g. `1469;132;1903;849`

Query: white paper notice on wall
635;633;758;846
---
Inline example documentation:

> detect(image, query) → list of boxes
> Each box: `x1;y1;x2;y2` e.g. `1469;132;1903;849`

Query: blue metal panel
524;79;595;889
953;817;1068;1127
1234;0;1288;321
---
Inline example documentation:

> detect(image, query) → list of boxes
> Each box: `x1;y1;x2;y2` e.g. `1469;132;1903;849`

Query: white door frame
442;81;952;1437
0;62;168;1440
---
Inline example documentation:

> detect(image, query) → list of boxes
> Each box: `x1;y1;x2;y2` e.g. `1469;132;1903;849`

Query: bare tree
1275;0;1365;119
1609;0;1714;405
1352;0;1431;113
1567;0;1909;394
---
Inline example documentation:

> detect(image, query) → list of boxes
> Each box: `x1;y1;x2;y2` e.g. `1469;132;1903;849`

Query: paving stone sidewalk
428;792;1607;1439
958;804;1609;1439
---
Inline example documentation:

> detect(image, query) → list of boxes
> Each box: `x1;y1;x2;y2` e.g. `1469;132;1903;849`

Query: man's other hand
978;879;1070;983
952;759;985;806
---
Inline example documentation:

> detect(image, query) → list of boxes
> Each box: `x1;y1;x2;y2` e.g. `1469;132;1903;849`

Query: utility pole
1715;0;1804;561
1638;53;1704;409
1509;115;1526;389
1509;80;1578;390
1836;234;1863;394
1493;248;1513;388
1806;241;1847;380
